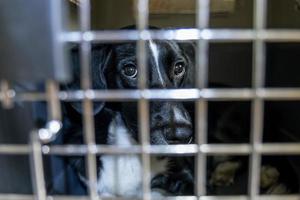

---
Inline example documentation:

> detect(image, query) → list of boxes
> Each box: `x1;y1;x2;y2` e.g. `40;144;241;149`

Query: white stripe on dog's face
149;40;164;85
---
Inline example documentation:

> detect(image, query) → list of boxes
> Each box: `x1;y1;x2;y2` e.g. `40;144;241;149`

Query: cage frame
0;0;300;200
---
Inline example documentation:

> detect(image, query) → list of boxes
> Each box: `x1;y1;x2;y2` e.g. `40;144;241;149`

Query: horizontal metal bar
42;144;141;155
150;144;198;155
0;194;34;200
200;196;248;200
0;144;30;154
255;89;300;100
202;89;253;100
0;195;89;200
200;143;300;155
1;143;299;155
59;89;142;101
0;194;195;200
42;144;199;155
48;143;300;155
59;89;200;101
257;195;300;200
37;144;254;156
203;88;300;100
46;144;249;155
61;29;300;42
200;195;300;200
0;195;299;200
200;144;251;155
258;143;300;155
16;92;47;101
53;88;300;101
3;88;300;103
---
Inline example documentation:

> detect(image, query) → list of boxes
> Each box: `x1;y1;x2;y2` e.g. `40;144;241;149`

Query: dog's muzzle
150;102;193;144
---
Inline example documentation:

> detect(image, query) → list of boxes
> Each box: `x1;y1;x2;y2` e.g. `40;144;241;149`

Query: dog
50;28;300;196
206;101;299;195
104;40;195;145
60;27;196;197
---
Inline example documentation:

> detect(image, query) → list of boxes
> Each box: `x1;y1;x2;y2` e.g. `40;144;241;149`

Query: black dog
60;28;196;197
104;40;195;145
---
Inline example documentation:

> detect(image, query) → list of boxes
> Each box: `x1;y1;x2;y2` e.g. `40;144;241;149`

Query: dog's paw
266;183;289;194
151;174;169;189
260;165;280;189
167;178;192;195
170;168;194;195
209;161;241;187
260;165;290;194
151;170;194;195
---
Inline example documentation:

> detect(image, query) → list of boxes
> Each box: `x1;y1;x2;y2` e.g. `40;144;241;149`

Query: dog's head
67;32;195;145
105;40;195;144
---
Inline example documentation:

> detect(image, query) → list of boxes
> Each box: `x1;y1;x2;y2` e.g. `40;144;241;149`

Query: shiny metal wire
0;0;300;200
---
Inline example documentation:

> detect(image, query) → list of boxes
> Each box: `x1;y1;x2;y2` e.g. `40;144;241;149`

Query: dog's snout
150;102;193;144
165;127;192;144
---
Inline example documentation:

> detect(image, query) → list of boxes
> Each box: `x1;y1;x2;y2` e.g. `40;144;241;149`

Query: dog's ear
64;44;112;115
178;42;196;88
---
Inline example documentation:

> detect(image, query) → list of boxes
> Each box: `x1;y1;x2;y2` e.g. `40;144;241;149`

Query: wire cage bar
248;0;267;198
61;29;300;42
79;0;99;199
0;0;300;200
136;0;152;200
195;0;210;197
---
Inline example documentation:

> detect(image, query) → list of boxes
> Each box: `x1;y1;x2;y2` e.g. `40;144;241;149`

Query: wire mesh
0;0;300;200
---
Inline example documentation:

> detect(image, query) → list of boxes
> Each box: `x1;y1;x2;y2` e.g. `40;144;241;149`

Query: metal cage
1;0;300;200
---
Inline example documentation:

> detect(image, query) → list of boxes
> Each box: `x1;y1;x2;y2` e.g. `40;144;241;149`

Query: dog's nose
165;127;192;144
150;102;193;144
166;106;193;143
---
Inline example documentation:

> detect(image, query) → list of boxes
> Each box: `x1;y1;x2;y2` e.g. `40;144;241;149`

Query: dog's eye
173;61;186;77
122;64;137;78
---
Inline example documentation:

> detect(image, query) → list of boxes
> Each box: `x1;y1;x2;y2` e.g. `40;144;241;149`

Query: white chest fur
97;114;168;197
98;154;143;196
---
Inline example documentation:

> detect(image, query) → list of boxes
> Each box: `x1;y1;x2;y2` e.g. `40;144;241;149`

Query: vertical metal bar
249;0;267;199
195;99;208;197
254;0;267;31
46;80;62;121
0;80;14;109
136;0;151;199
138;98;151;200
79;0;98;199
196;0;210;197
197;0;210;30
137;0;149;36
30;132;47;200
50;0;71;82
